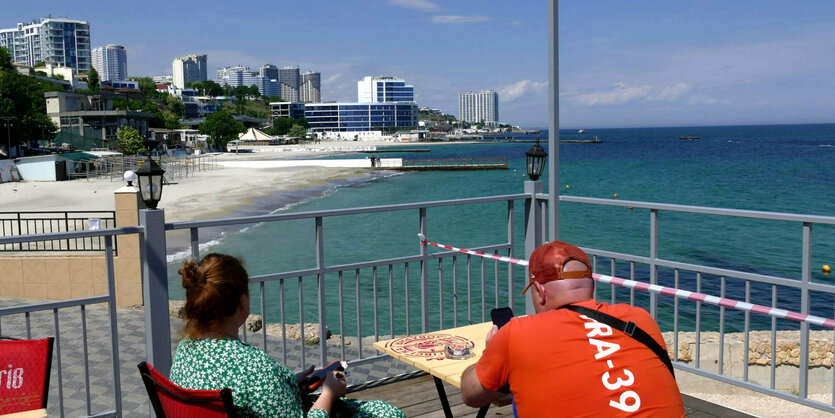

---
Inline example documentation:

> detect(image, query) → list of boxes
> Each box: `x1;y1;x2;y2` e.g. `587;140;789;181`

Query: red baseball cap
521;241;592;295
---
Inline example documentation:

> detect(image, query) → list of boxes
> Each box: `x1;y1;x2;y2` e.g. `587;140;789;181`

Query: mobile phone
491;307;514;329
300;360;347;391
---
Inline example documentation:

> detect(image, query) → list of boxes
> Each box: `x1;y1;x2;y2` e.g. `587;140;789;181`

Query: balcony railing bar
582;247;835;295
0;225;143;245
167;193;530;231
561;195;835;225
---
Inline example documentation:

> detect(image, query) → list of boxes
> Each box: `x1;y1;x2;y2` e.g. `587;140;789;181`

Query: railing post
139;208;172;376
547;0;560;242
507;200;515;310
316;216;327;364
419;207;429;333
524;180;544;315
649;208;658;319
799;222;812;398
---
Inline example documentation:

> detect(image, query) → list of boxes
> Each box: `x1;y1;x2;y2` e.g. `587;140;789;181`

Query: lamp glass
135;155;165;209
525;139;548;181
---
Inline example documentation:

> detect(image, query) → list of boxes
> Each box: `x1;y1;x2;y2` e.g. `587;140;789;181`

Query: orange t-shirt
476;299;683;417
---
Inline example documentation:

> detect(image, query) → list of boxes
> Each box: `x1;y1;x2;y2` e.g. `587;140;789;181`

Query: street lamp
135;139;165;209
0;116;16;159
525;137;548;181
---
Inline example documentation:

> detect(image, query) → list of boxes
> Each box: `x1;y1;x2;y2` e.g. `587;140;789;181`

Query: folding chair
0;337;54;416
137;362;236;418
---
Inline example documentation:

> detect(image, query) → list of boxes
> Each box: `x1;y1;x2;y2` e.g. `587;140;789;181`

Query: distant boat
679;136;700;140
578;129;585;133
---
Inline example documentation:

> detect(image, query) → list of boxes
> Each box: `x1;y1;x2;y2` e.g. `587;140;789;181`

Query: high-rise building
278;66;300;102
259;64;278;80
458;90;499;125
304;102;418;132
357;76;414;103
0;17;91;72
217;65;279;96
92;44;127;82
301;71;321;103
172;54;208;88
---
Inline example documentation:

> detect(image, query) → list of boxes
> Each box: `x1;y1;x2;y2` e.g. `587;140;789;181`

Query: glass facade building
304;102;418;132
357;76;414;103
0;18;91;72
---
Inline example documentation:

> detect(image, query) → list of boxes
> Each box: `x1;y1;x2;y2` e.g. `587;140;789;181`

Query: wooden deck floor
347;373;754;417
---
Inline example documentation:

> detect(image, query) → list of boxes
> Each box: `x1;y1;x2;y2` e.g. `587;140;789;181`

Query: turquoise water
167;123;835;336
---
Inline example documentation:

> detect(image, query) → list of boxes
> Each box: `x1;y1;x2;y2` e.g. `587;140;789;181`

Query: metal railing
559;195;835;413
62;153;219;182
0;226;142;417
0;211;117;252
1;189;834;415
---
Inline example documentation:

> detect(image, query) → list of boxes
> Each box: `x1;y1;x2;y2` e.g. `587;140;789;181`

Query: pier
383;158;508;171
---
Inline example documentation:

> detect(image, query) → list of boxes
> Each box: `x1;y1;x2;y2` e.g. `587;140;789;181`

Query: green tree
117;126;145;154
0;47;12;70
129;77;158;98
272;117;294;135
296;118;310;129
248;85;260;97
198;111;245;150
288;124;307;142
87;68;100;93
0;55;60;152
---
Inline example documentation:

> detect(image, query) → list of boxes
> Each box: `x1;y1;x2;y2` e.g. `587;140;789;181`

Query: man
461;241;683;417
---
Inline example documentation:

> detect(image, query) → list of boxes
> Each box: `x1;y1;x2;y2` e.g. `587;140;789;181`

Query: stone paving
0;298;415;417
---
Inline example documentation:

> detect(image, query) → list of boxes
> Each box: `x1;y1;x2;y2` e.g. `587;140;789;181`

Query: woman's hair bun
179;260;206;289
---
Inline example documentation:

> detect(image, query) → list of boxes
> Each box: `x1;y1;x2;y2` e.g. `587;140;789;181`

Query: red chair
0;337;54;415
137;362;236;418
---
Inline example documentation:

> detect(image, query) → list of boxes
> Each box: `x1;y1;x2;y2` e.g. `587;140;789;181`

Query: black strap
564;305;675;378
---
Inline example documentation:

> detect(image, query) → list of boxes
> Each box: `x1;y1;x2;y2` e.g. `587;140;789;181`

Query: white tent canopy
237;127;272;141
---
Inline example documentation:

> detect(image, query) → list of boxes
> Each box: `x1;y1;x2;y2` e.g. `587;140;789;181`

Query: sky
4;0;835;128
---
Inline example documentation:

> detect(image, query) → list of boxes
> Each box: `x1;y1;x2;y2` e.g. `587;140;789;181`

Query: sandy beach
0;140;442;222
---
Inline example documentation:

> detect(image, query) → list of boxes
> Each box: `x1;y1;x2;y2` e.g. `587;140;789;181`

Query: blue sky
5;1;835;128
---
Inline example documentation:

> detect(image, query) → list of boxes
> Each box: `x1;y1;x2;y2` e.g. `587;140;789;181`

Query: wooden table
373;322;501;418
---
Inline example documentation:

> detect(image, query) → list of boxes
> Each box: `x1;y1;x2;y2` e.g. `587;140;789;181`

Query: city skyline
3;1;835;128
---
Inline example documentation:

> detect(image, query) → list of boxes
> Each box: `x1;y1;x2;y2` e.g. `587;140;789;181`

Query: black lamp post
136;139;165;209
525;137;548;181
1;116;15;159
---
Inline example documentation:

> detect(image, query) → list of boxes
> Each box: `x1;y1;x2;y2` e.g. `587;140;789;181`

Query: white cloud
388;0;439;12
431;15;491;24
499;79;547;101
655;83;690;101
573;82;653;106
323;73;342;84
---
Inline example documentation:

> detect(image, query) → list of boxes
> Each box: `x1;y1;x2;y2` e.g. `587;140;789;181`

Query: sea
166;123;835;336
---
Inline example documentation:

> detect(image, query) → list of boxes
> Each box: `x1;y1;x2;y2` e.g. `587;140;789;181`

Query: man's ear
534;282;547;306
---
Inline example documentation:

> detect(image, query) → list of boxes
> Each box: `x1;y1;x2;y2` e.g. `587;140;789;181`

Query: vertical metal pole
524;181;544;315
419;207;428;333
316;217;327;364
139;209;171;375
799;222;812;398
104;236;122;414
507;200;515;310
547;0;560;241
649;209;658;319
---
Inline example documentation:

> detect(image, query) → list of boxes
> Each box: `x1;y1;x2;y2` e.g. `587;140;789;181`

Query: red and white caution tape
418;234;835;329
418;233;529;266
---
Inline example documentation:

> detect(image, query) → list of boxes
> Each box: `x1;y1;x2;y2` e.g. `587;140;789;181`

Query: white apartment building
458;90;499;125
357;76;414;103
172;54;208;88
92;44;127;81
0;17;91;72
301;71;321;103
217;65;279;97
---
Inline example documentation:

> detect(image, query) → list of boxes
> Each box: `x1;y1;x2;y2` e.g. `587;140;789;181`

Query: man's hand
295;364;315;384
485;325;499;346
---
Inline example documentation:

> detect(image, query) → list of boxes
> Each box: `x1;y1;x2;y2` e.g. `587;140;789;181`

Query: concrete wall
0;188;145;306
0;159;13;183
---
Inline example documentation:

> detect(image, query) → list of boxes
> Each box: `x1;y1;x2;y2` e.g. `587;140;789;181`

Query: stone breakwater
169;301;332;344
663;330;834;368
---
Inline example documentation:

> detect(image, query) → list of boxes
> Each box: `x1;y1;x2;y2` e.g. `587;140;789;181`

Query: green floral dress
170;338;404;418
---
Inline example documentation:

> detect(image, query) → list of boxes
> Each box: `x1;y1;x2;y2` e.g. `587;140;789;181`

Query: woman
169;253;404;418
